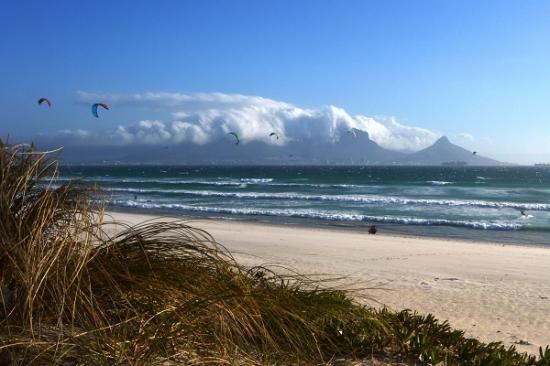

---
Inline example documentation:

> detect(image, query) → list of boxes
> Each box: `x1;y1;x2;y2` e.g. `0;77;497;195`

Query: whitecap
110;200;525;231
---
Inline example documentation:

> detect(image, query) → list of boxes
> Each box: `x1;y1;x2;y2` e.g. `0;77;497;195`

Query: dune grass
1;141;549;365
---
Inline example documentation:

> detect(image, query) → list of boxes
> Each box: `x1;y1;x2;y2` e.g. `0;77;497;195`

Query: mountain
46;129;406;165
39;133;504;166
392;136;502;166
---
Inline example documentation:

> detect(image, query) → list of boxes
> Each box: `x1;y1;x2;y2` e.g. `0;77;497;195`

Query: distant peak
434;136;451;144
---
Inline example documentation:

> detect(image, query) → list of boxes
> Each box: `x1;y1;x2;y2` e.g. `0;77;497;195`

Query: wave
106;188;550;211
240;178;273;183
426;180;453;185
111;200;524;231
51;176;266;186
50;176;363;188
51;176;484;190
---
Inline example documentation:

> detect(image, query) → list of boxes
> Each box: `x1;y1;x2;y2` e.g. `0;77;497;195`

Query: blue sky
1;0;550;163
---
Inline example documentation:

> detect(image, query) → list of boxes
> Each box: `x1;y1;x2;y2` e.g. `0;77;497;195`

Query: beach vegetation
1;141;549;365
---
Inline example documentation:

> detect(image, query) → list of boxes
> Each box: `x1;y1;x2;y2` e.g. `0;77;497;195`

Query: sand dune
107;211;550;354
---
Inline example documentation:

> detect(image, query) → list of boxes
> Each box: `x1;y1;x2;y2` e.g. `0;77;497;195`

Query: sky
1;0;550;164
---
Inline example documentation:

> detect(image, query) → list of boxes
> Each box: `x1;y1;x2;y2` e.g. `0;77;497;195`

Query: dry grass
1;141;549;366
0;141;386;365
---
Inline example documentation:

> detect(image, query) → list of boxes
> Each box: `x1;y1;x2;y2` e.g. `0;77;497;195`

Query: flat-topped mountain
41;132;504;166
42;129;406;165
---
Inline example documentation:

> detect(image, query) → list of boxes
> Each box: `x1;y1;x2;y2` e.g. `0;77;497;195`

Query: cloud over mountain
69;92;440;151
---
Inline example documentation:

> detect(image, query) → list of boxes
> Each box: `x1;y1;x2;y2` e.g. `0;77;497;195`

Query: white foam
112;200;524;231
240;178;273;183
106;188;550;211
427;180;453;185
49;176;362;188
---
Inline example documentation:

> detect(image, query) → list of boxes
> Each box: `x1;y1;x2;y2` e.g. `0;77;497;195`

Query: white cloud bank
73;91;440;151
456;133;474;141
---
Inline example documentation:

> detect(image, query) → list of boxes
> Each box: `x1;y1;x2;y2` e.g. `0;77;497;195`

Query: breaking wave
106;188;550;211
426;180;454;185
48;176;362;188
111;200;524;231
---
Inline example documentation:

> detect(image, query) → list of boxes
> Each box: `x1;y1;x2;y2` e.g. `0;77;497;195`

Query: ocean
57;165;550;245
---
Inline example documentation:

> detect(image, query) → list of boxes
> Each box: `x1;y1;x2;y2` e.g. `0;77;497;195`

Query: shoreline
107;206;550;248
107;210;550;354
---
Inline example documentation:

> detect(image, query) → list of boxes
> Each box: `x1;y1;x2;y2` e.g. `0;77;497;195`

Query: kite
472;151;477;155
91;103;109;118
269;132;279;140
38;97;52;108
228;132;239;145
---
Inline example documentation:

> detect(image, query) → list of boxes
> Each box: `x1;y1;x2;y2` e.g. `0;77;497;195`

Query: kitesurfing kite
91;103;109;118
472;151;477;155
38;97;52;108
269;132;279;140
228;132;239;145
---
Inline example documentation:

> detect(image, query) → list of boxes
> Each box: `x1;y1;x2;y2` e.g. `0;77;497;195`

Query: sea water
57;165;550;245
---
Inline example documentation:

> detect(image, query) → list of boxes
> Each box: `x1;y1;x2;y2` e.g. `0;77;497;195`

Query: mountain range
44;131;504;166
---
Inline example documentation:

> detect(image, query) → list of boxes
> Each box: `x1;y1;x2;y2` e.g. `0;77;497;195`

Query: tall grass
0;141;549;365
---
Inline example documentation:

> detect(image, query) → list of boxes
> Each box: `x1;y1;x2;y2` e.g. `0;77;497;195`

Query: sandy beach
107;211;550;354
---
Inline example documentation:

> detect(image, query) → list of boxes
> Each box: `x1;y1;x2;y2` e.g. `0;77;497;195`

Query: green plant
0;141;549;365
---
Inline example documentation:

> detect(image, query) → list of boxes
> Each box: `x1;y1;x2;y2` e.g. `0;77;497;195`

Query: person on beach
368;225;377;234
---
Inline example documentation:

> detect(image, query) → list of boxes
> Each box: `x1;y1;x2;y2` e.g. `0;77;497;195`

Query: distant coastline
49;135;506;165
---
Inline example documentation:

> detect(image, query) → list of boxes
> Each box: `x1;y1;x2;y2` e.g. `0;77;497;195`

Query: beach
60;165;550;246
107;211;550;354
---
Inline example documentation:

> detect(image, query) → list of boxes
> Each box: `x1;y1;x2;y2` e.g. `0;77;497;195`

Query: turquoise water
58;166;550;245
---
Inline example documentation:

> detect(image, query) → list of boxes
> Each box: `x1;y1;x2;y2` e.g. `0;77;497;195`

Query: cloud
357;116;440;152
456;133;474;141
70;92;440;151
58;129;91;138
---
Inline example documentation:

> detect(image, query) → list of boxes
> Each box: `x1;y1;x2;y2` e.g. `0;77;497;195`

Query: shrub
0;141;549;365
